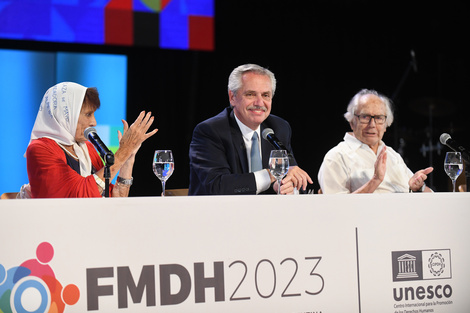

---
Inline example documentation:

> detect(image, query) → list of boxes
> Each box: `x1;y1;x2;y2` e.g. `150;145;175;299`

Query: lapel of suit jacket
229;109;249;173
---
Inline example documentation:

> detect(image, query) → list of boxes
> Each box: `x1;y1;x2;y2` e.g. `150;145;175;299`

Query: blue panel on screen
55;5;104;44
160;1;189;50
187;0;214;16
0;1;105;43
0;2;50;39
27;4;105;44
162;0;187;15
0;49;56;193
56;52;127;127
0;49;127;194
46;7;75;42
53;0;79;5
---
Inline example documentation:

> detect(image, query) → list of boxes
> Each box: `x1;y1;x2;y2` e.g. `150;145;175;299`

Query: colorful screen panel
0;0;214;50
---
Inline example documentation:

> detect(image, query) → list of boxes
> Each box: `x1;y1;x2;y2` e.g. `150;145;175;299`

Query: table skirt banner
0;193;469;313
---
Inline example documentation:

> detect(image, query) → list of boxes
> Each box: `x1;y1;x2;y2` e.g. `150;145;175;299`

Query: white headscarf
28;82;93;176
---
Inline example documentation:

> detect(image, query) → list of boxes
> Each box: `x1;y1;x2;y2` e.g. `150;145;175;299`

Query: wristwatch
117;176;133;186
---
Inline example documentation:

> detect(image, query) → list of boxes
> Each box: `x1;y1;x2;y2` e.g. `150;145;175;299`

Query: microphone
262;128;288;151
410;50;418;73
440;133;470;164
262;128;294;159
84;127;115;165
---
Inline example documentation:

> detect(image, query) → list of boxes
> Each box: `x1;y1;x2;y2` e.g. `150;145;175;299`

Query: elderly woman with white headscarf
22;82;158;198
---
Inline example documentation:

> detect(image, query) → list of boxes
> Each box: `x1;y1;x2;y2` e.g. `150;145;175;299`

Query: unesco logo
391;249;452;282
391;249;453;302
0;242;79;313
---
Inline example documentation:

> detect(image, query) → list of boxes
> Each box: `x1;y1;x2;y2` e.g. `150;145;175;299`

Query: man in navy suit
189;64;312;195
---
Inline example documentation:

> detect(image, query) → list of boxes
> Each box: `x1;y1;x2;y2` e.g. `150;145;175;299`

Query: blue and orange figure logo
0;242;79;313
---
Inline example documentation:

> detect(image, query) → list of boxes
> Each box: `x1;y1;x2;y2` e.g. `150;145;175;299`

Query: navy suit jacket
189;107;298;195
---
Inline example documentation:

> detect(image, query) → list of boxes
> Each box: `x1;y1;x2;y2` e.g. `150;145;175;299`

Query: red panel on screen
106;0;132;9
105;7;134;45
189;16;214;51
161;0;172;10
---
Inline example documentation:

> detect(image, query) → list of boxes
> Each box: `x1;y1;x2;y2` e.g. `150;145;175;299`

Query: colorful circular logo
0;242;80;313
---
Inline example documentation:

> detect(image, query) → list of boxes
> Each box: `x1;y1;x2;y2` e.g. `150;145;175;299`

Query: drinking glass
153;150;174;196
444;152;463;192
269;150;289;195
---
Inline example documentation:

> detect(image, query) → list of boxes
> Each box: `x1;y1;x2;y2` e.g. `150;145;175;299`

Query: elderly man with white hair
318;89;433;194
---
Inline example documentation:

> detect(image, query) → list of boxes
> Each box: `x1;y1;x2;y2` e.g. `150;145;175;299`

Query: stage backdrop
0;192;469;312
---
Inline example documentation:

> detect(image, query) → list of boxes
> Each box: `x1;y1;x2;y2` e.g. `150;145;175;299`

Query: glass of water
153;150;174;196
444;152;463;192
269;150;289;195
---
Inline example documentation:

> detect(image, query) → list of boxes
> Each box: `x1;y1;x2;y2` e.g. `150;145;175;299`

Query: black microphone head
410;50;418;72
84;127;97;139
262;128;274;141
440;133;451;145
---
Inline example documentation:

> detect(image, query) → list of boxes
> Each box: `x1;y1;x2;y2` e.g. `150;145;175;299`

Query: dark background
3;0;469;194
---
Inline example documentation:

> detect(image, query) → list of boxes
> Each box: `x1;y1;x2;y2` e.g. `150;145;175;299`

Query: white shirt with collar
318;132;413;193
234;115;272;194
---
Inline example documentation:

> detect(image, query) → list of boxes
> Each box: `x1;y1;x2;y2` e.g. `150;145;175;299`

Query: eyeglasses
354;114;387;125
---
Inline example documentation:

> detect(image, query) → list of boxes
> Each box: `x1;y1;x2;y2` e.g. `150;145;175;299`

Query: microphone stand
462;154;470;192
465;162;469;192
103;153;115;197
456;148;470;192
392;50;416;150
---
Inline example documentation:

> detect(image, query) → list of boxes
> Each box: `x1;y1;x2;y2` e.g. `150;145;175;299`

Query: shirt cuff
254;169;272;194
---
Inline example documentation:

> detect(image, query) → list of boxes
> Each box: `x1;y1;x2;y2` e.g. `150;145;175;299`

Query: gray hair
228;64;277;96
344;89;394;127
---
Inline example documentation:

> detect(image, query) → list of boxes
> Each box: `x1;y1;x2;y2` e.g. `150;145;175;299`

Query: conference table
1;192;469;313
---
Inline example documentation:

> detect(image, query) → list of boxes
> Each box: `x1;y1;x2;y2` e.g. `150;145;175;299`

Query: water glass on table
444;152;463;192
153;150;174;196
269;150;289;195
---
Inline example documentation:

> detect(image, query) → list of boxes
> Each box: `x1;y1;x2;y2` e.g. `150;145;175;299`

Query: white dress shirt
234;115;271;194
318;132;413;193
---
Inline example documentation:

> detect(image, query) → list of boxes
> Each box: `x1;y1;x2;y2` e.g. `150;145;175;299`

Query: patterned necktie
250;132;262;172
